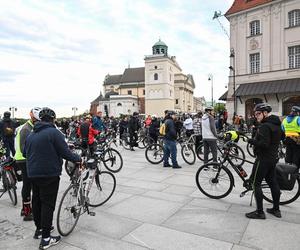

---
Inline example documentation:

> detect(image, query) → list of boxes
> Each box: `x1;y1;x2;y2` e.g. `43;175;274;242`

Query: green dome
153;39;167;47
152;39;168;55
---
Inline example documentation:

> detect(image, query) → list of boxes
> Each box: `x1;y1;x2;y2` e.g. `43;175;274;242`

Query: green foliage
214;103;225;113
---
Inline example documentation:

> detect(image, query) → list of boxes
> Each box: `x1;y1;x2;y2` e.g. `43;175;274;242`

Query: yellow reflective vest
14;120;34;161
282;117;300;138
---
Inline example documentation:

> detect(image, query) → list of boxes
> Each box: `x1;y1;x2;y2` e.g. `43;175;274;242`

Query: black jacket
149;119;160;135
164;116;177;141
24;122;81;178
128;116;140;133
251;115;283;161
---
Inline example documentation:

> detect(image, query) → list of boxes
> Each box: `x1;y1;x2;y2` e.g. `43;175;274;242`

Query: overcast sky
0;0;233;118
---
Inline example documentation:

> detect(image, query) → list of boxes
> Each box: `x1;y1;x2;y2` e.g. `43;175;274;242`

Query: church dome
152;39;168;56
153;39;167;47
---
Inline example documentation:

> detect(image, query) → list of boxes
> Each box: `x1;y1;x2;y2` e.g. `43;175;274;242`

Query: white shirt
183;118;193;130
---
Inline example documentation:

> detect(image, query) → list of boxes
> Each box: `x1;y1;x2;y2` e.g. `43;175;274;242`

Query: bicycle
180;134;197;165
195;141;300;205
57;153;116;236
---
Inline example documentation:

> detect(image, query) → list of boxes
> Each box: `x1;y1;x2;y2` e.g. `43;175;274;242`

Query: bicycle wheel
121;134;131;150
103;148;123;173
195;163;234;199
145;144;164;164
3;170;17;206
87;170;116;207
196;143;212;162
262;178;300;205
140;136;154;149
246;143;255;157
227;144;245;167
57;184;81;236
181;145;196;165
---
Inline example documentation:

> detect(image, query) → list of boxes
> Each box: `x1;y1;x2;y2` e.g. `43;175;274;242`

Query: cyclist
24;107;81;249
0;111;16;157
246;103;282;219
149;115;160;144
128;112;140;151
193;112;202;154
14;107;41;221
282;106;300;167
183;114;194;137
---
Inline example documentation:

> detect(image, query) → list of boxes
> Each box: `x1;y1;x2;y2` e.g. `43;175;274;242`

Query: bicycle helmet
30;107;41;121
39;107;56;120
205;107;214;112
254;103;272;113
291;106;300;113
3;111;11;118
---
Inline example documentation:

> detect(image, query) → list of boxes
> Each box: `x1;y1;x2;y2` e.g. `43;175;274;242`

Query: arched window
117;103;122;106
288;10;300;27
250;20;260;36
154;73;158;81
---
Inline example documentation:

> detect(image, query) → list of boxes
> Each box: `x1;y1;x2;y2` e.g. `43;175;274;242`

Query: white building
224;0;300;120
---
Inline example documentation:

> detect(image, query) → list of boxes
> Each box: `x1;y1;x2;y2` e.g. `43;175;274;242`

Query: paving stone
106;196;183;224
241;219;300;250
120;179;169;191
162;185;196;195
122;223;233;250
143;190;193;204
187;197;232;211
163;174;196;187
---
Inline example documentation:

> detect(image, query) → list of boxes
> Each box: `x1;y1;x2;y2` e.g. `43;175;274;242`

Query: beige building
224;0;300;120
91;40;196;116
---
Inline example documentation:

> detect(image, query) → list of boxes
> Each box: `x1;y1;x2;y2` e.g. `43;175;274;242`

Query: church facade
90;40;196;117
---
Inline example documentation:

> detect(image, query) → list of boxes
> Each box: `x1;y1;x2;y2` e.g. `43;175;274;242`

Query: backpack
159;123;166;135
276;163;298;191
3;121;14;137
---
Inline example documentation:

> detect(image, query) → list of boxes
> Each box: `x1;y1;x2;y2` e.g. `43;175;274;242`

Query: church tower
144;39;182;116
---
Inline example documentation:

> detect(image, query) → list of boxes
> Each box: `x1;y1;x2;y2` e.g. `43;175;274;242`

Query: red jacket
77;122;99;145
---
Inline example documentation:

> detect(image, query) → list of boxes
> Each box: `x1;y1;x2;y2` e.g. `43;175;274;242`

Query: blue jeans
163;139;178;166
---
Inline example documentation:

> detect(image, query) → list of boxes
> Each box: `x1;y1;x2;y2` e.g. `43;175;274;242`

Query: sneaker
23;213;33;221
34;226;55;239
245;210;266;219
172;165;182;169
163;163;172;168
39;236;61;250
266;208;282;218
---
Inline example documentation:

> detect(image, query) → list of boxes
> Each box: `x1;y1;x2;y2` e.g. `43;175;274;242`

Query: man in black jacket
0;111;16;157
246;103;282;219
128;112;140;151
24;107;81;249
163;111;181;168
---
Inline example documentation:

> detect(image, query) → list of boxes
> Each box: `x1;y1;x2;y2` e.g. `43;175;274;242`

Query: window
128;90;132;95
176;99;178;104
117;103;122;106
154;73;158;80
288;45;300;69
161;48;165;54
250;53;260;74
288;10;300;27
143;89;145;95
132;103;135;106
250;20;260;36
154;65;157;69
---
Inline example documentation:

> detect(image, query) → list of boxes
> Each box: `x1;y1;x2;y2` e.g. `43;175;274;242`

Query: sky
0;0;233;118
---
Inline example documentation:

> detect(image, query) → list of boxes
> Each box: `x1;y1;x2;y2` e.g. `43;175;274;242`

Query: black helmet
39;107;56;120
133;112;139;116
3;111;11;118
291;106;300;113
205;107;214;112
254;103;272;113
167;110;175;115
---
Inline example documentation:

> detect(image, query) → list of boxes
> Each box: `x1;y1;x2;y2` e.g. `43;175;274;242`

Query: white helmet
30;107;42;121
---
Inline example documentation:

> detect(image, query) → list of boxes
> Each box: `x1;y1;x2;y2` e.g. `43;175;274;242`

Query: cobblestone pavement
1;143;300;250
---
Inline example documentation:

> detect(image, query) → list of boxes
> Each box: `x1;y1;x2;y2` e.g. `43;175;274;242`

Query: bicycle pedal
89;211;96;216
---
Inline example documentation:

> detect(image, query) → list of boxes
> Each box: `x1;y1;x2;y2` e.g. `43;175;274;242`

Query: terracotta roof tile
226;0;273;16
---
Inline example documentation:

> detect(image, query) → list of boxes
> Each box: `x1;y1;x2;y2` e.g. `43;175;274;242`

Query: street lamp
9;106;17;118
208;74;213;107
72;107;78;116
229;49;237;115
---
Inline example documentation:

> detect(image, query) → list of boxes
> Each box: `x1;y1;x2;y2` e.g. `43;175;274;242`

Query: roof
219;91;228;101
153;39;167;47
103;74;122;85
91;92;106;104
226;0;272;16
120;67;145;83
105;90;119;98
235;78;300;96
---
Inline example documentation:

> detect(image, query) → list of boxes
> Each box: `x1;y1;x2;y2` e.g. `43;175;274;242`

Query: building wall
227;0;300;118
99;96;138;117
119;86;145;97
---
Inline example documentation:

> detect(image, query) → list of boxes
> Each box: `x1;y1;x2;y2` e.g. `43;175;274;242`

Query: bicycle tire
228;144;245;168
4;170;17;206
145;144;164;164
139;136;154;149
196;143;207;161
103;148;123;173
262;178;300;205
181;145;196;165
246;143;255;158
87;170;116;207
57;184;81;236
195;163;234;199
121;134;131;150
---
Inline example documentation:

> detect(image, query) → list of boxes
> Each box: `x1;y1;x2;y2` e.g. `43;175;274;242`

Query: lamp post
9;106;17;118
72;107;78;117
229;48;237;115
208;74;213;108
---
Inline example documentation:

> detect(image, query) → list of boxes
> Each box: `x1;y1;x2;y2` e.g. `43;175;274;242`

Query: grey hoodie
201;113;218;140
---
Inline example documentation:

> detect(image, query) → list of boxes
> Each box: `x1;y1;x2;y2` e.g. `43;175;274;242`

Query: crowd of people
0;104;300;249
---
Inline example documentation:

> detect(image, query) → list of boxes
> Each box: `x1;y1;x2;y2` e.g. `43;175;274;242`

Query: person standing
246;103;282;219
14;107;41;221
202;107;218;164
0;111;16;157
183;114;194;138
24;107;81;249
282;106;300;167
193;112;203;154
149;115;160;144
128;112;140;151
92;111;106;132
163;111;181;168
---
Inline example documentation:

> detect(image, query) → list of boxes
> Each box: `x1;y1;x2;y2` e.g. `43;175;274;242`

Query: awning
219;91;228;100
235;78;300;96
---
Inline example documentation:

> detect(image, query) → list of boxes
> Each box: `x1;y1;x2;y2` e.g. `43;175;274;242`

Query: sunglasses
254;112;262;116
